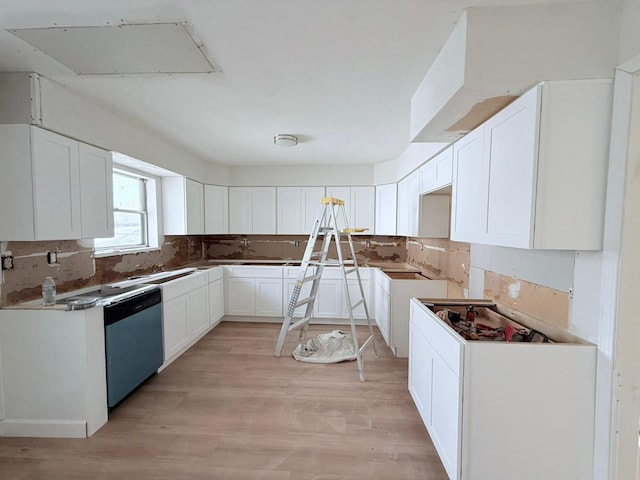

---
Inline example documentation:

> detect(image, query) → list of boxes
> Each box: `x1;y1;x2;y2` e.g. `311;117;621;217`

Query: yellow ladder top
321;197;345;205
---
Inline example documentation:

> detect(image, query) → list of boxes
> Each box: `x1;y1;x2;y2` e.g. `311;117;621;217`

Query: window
95;168;159;253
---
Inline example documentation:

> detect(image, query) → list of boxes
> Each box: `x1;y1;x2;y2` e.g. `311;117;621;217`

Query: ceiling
0;0;587;167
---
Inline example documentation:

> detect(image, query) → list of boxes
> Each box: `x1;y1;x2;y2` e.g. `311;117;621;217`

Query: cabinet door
226;277;255;315
31;127;81;239
350;186;375;234
419;161;436;194
375;285;391;345
375;184;397;235
255;278;283;316
408;171;421;237
185;179;204;235
188;285;209;339
277;187;302;234
252;187;276;234
396;177;409;236
483;87;538;248
204;185;229;234
228;187;252;234
78;143;113;239
163;295;190;361
450;125;487;243
315;279;343;318
431;355;462;480
433;146;454;190
408;321;434;426
208;278;224;325
301;187;325;233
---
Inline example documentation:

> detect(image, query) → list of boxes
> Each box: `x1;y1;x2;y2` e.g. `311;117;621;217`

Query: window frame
94;165;161;257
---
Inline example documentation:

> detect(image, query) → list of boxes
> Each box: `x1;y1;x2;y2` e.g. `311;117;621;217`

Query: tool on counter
274;197;377;381
466;305;478;340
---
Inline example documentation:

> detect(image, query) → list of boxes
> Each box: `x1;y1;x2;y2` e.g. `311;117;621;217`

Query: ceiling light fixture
273;134;298;147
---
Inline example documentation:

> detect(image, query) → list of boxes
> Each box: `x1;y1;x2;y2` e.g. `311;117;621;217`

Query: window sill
93;246;161;258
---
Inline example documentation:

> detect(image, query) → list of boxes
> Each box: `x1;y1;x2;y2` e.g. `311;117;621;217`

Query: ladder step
350;299;364;310
344;267;358;275
294;296;315;309
309;260;343;266
288;317;313;331
302;273;321;283
359;334;375;353
309;251;324;257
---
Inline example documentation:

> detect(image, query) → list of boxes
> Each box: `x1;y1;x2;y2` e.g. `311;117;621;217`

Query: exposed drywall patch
484;270;570;330
204;235;406;264
446;95;517;133
406;238;470;292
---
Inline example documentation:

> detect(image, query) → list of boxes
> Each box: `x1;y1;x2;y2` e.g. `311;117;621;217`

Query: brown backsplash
0;236;203;306
1;233;571;330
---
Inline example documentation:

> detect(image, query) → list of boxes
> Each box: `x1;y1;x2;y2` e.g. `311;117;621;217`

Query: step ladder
274;197;377;381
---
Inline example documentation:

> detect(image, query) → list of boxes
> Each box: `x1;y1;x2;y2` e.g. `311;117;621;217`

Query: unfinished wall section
0;236;203;306
204;235;406;265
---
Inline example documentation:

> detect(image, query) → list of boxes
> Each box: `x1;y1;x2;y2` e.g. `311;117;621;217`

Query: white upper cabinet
277;186;325;234
407;172;421;237
325;186;374;234
0;125;113;240
375;184;397;235
420;145;453;194
229;186;276;234
204;184;228;234
162;177;204;235
450;125;487;244
396;176;410;236
78;143;113;239
350;186;375;234
451;79;613;250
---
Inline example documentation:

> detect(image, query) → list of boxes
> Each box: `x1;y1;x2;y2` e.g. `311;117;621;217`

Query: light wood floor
0;322;448;479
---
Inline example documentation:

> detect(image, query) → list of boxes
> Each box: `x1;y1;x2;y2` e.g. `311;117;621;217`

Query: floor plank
0;322;448;479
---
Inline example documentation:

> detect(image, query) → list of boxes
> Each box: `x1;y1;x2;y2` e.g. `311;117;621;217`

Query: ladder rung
309;260;342;266
318;227;333;233
288;317;313;331
310;251;324;257
344;267;357;275
294;296;315;309
350;299;364;310
302;273;321;283
359;334;375;353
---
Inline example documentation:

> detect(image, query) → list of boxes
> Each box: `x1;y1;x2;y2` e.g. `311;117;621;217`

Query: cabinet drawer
412;301;463;375
284;266;304;278
376;270;391;293
161;271;208;301
225;266;283;278
206;266;223;282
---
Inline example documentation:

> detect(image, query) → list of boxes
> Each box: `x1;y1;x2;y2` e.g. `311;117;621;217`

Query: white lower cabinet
225;266;283;317
374;269;447;357
314;277;343;318
208;277;224;326
152;270;216;367
409;298;597;480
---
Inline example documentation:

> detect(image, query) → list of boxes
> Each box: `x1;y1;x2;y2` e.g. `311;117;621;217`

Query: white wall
228;164;373;186
619;0;640;64
37;77;230;185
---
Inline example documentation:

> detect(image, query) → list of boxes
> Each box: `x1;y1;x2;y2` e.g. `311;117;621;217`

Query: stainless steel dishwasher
103;287;163;408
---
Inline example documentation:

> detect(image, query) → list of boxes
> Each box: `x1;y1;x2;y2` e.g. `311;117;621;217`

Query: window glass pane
95;212;145;249
113;172;145;211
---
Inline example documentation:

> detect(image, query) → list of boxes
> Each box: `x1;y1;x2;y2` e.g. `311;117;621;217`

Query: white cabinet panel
78;143;113;239
229;186;276;234
450;125;487;244
162;177;204;235
315;279;343;318
163;295;190;361
408;324;433;427
209;278;224;325
226;277;255;315
396;177;409;236
407;171;420;237
204;185;229;234
252;187;276;233
188;285;209;339
420;146;453;194
255;278;283;317
375;183;397;235
31;127;82;240
350;186;375;234
277;186;325;234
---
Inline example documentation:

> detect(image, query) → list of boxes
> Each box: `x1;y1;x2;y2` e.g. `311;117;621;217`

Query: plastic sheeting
292;330;356;364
